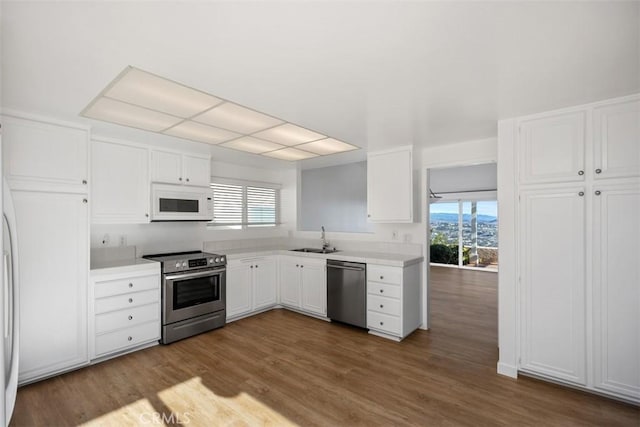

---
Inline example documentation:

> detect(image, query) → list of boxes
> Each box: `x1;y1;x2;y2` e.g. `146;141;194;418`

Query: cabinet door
519;187;586;385
367;147;413;223
226;263;253;318
182;154;211;187
301;262;327;316
593;99;640;180
91;140;150;223
592;183;640;400
253;258;277;310
519;112;585;184
14;191;89;383
151;150;182;184
279;258;301;308
3;115;88;192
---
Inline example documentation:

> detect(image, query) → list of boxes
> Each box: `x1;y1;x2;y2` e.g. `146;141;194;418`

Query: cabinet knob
145;213;149;218
296;264;299;267
128;298;133;303
250;265;254;268
380;322;384;326
255;265;259;269
578;170;584;176
186;178;190;182
128;336;133;341
129;282;133;288
595;190;601;196
82;198;88;204
300;265;304;268
380;289;384;293
578;191;584;197
82;179;87;184
128;315;133;320
595;168;602;174
380;276;384;280
380;304;384;308
367;214;371;218
179;177;183;181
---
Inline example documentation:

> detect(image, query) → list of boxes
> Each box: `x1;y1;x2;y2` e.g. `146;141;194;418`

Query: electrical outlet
392;230;399;240
101;234;110;246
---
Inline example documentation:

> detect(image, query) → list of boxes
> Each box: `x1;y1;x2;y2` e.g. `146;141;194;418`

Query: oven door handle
164;269;225;281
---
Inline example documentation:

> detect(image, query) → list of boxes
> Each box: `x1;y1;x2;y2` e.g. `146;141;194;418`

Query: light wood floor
11;267;639;426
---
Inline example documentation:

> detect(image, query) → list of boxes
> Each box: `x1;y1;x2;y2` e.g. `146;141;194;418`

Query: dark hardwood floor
11;266;639;426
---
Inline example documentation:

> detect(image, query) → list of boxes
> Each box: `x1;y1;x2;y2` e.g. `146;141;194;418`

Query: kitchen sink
290;247;339;254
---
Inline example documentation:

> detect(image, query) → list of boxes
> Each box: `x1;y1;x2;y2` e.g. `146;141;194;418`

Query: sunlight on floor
80;377;297;426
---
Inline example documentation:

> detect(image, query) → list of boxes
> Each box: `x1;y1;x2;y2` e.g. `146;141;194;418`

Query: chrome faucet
321;226;329;249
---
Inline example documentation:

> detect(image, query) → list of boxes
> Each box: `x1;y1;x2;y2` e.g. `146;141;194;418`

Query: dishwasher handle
328;264;365;272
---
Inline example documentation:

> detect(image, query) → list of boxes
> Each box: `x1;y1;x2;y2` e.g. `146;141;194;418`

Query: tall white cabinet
1;112;90;384
510;94;640;403
367;146;413;223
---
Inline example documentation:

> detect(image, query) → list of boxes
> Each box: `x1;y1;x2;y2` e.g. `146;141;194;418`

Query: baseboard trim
497;362;518;378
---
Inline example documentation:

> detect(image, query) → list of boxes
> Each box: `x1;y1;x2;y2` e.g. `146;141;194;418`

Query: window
209;178;280;229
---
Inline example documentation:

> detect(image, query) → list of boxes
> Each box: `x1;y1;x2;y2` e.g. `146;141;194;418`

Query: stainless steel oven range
143;251;226;344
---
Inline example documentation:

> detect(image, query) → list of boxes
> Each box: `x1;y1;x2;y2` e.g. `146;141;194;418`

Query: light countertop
90;257;160;277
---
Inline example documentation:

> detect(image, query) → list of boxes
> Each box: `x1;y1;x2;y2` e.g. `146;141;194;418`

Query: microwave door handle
164;269;225;281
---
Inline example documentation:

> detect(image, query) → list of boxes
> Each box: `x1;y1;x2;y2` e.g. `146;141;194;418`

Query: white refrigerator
2;150;20;425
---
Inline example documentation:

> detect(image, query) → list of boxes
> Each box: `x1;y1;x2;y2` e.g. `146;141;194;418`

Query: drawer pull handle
128;336;133;341
129;283;133;288
128;315;133;320
128;298;133;303
301;265;304;268
380;276;384;280
595;168;602;174
250;265;254;269
380;289;384;293
578;170;584;176
380;321;384;326
296;264;299;267
380;304;384;308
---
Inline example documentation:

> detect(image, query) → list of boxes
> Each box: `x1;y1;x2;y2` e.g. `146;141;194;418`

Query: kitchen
1;1;639;426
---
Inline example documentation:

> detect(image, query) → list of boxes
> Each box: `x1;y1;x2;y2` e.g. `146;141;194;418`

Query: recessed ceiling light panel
296;138;359;155
103;67;223;118
83;97;183;132
252;123;325;146
221;136;286;154
164;121;240;145
194;102;283;134
263;147;318;161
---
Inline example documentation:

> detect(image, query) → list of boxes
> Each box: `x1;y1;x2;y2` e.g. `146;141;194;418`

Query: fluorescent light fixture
164;121;240;145
252;123;325;146
221;136;286;154
82;98;182;132
194;102;283;134
296;138;359;155
263;147;318;161
103;67;223;118
81;66;360;161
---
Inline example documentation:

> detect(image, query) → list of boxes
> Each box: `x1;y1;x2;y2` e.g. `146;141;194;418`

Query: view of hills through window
430;201;498;248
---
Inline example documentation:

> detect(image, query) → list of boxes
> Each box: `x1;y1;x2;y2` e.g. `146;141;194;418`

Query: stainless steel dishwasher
327;259;367;328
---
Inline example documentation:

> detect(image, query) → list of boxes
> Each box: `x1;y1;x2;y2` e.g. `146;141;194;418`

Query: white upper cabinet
91;138;150;224
519;187;587;385
592;182;640;401
367;146;413;223
518;112;586;185
182;154;211;187
593;98;640;180
151;149;210;187
2;114;89;192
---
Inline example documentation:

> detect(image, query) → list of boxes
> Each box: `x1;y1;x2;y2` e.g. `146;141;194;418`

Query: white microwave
151;184;213;222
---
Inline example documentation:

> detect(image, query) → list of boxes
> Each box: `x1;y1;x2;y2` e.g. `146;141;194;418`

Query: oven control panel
161;254;226;273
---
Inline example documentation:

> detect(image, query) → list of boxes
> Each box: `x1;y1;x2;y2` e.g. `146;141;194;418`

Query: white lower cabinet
226;256;277;321
14;191;89;384
90;267;161;360
367;263;421;341
278;256;327;316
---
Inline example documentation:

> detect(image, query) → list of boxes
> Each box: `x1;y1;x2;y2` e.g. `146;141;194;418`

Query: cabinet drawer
367;311;401;335
368;294;401;316
95;321;159;357
95;303;160;334
368;265;402;285
95;274;159;298
367;282;401;299
95;289;159;314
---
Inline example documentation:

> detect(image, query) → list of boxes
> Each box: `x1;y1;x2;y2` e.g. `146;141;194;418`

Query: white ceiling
1;1;638;169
